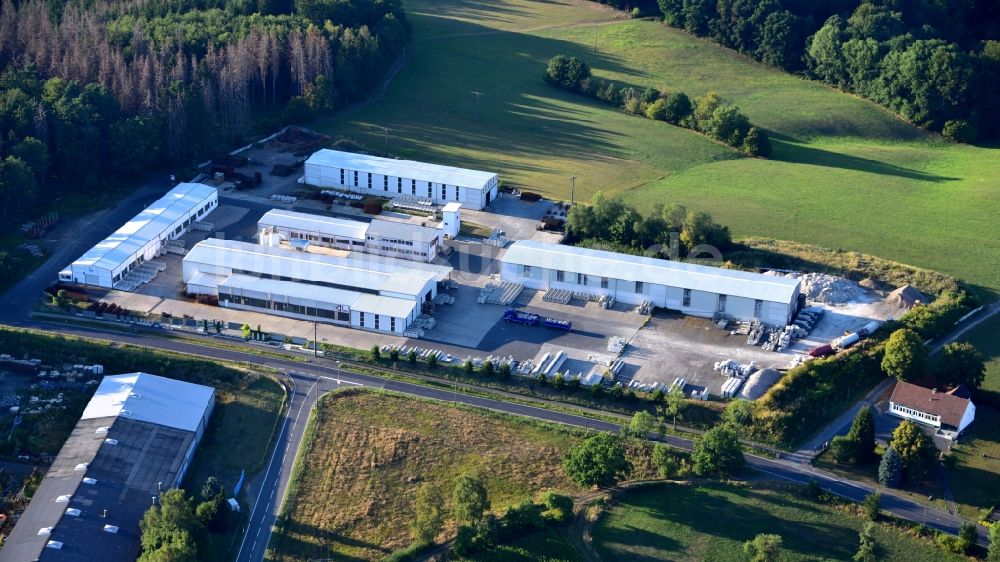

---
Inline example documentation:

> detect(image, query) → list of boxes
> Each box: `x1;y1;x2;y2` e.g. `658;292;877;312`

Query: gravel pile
737;368;782;401
768;271;863;304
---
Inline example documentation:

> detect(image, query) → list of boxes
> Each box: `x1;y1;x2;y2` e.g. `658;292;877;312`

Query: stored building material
303;149;499;210
500;240;801;326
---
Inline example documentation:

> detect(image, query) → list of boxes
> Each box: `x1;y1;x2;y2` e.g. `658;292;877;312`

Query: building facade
258;209;442;263
60;183;218;288
183;239;451;333
499;241;801;326
888;381;976;439
303;149;499;210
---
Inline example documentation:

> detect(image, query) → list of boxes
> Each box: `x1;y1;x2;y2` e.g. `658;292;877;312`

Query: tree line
591;0;1000;142
546;55;771;156
0;0;408;224
565;191;733;258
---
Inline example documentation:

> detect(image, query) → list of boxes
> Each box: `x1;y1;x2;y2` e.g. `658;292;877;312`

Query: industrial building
0;373;215;562
182;238;452;333
59;183;218;289
257;209;443;263
302;149;499;210
500;241;801;326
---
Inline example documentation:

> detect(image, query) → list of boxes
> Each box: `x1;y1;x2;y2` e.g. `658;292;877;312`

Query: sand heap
737;368;782;401
888;284;926;309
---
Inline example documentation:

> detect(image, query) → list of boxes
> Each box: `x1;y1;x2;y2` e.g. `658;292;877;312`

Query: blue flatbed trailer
503;308;540;326
543;317;572;331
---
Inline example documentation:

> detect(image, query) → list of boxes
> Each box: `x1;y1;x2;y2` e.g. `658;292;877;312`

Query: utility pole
594;27;598;52
470;90;484;122
313;320;318;358
380;126;390;155
570;176;576;205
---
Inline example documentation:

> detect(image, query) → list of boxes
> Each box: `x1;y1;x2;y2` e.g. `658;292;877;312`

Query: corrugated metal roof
219;275;416;318
367;219;440;243
306;149;497;189
185;239;448;298
258;209;369;241
81;373;214;433
72;183;216;273
501;240;800;303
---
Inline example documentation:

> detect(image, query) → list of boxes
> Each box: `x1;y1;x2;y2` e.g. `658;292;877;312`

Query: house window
427;184;433;198
411;179;416;194
441;184;446;199
455;187;460;201
340;169;345;184
397;177;402;193
635;281;644;294
556;270;564;282
353;171;358;187
717;294;727;313
522;265;532;277
682;288;691;307
577;273;588;285
601;277;609;289
359;312;365;327
384;176;388;191
754;299;763;317
374;315;380;330
390;317;396;331
367;173;372;189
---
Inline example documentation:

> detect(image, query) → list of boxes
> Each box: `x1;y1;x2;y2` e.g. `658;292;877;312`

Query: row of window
337;168;462;200
367;236;416;247
221;293;351;322
529;267;767;317
892;404;939;423
229;268;380;296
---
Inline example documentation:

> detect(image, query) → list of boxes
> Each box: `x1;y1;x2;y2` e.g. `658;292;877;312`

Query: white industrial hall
257;208;443;262
59;182;218;289
182;238;452;334
302;149;499;210
500;240;802;326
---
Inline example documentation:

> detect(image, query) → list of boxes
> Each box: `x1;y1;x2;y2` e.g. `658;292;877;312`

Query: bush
370;345;381;362
959;522;978;554
692;425;744;476
830;435;858;464
382;540;433;562
544;55;592;90
742;126;772;157
942;119;977;143
497;499;545;541
936;531;964;554
389;348;400;362
452;525;478;557
878;447;903;488
540;492;574;524
862;492;881;521
645;97;669;120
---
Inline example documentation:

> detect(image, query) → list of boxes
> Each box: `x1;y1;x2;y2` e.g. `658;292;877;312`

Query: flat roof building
500;240;801;326
257;209;442;263
0;373;215;562
303;149;499;210
59;183;218;290
182;238;452;334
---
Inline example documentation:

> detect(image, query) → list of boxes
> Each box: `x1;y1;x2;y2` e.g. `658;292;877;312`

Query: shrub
959;522;978;554
544;55;592;90
370;345;381;362
942;119;977;143
563;432;632;488
936;531;964;554
742;126;772;157
498;362;512;379
878;447;903;487
482;360;494;377
407;349;417;364
540;492;574;524
692;425;744;476
645;97;669;121
452;525;477;557
388;348;400;362
862;492;881;521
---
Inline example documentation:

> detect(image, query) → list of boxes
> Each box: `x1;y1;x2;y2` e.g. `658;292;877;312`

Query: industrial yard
50;135;909;401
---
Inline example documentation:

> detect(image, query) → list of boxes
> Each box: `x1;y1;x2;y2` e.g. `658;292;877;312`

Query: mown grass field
961;314;1000;398
319;0;1000;299
592;482;967;562
269;389;585;562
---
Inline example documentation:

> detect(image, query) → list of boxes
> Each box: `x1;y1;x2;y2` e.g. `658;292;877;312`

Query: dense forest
595;0;1000;142
0;0;408;222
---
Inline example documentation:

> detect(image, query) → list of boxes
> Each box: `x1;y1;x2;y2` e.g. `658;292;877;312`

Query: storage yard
50;139;910;402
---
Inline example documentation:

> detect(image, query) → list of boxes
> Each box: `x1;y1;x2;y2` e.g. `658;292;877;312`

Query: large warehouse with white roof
257;208;443;262
500;241;801;326
303;149;499;210
59;183;218;289
0;373;214;562
182;238;452;333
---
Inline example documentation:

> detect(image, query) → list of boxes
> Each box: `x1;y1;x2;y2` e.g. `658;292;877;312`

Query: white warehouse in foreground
303;149;499;210
257;209;443;263
59;183;218;288
500;241;801;326
182;238;452;333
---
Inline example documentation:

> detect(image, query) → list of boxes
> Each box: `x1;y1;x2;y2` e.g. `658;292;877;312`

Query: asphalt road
1;185;994;556
0;320;985;558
